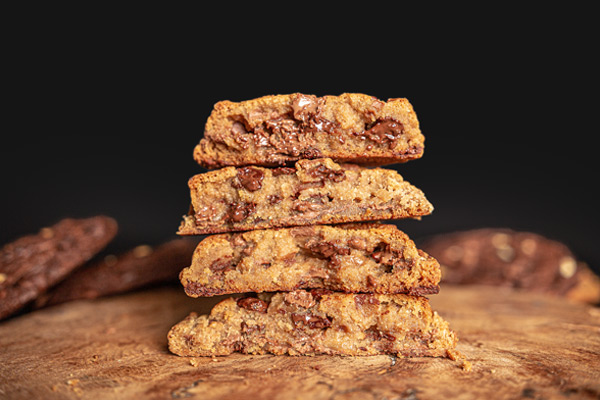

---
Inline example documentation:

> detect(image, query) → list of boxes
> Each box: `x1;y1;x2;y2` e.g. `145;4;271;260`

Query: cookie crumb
461;360;473;372
446;349;472;371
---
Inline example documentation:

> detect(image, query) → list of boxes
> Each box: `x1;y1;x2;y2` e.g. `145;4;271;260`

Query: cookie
178;158;433;235
0;216;118;320
420;228;600;304
180;223;440;297
35;238;200;308
168;290;456;357
194;93;424;168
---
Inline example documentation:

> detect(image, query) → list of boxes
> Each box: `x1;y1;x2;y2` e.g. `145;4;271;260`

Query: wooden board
1;284;599;399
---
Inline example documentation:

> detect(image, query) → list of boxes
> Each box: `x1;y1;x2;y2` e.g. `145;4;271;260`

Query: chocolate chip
306;239;351;259
227;202;256;222
293;195;328;213
309;288;333;301
300;147;323;159
237;297;268;313
371;242;397;266
271;167;296;176
354;294;380;307
291;312;331;329
365;325;395;342
241;321;264;335
235;167;264;192
267;195;283;205
294;181;325;198
307;164;345;183
362;118;405;148
209;257;234;273
291;94;318;123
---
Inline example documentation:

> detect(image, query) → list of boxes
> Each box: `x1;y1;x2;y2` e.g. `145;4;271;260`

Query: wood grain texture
1;284;599;399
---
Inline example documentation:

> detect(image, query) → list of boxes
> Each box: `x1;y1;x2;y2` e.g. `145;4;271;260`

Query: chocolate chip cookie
420;228;600;304
168;290;456;357
178;158;433;235
194;93;424;168
180;223;440;297
0;216;118;320
35;238;200;308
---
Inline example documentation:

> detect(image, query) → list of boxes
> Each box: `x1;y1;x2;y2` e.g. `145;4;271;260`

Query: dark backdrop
2;21;598;274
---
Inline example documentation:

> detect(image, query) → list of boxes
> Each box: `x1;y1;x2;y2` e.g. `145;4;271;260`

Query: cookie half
168;290;456;357
194;93;424;168
421;228;600;304
178;158;433;235
0;216;118;319
180;223;440;297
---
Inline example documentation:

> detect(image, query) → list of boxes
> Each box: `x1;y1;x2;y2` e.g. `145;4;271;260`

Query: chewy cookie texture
178;158;432;235
170;92;457;359
168;290;456;357
180;223;440;297
194;93;424;168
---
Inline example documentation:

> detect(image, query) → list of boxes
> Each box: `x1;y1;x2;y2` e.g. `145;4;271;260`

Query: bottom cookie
168;290;456;357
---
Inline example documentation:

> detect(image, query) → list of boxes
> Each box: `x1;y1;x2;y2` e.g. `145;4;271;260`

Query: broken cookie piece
421;228;600;304
0;216;118;320
180;223;440;297
194;93;424;168
167;290;456;357
178;158;433;235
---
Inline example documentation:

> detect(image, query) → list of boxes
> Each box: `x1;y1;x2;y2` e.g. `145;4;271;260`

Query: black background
2;16;598;275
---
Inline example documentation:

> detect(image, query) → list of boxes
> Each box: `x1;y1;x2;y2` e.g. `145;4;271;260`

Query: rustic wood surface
1;284;599;399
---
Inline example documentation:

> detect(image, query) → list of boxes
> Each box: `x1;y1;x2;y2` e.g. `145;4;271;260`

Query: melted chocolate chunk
365;325;396;342
363;118;405;148
237;297;269;313
293;195;328;213
235;167;264;192
267;195;283;205
241;321;264;335
291;312;332;329
306;240;351;259
291;94;318;123
307;164;346;183
209;256;234;273
227;202;256;223
271;167;296;176
309;288;333;301
354;294;380;307
300;147;323;159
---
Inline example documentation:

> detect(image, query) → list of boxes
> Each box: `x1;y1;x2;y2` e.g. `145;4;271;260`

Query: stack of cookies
168;93;458;358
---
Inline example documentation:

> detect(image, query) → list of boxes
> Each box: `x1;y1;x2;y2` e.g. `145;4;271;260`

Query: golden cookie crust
168;290;456;357
194;93;424;168
178;158;433;235
180;223;441;297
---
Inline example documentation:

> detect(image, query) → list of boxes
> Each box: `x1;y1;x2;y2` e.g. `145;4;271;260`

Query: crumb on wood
446;349;473;372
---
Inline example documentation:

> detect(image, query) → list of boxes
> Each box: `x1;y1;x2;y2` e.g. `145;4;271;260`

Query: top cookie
194;93;424;168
